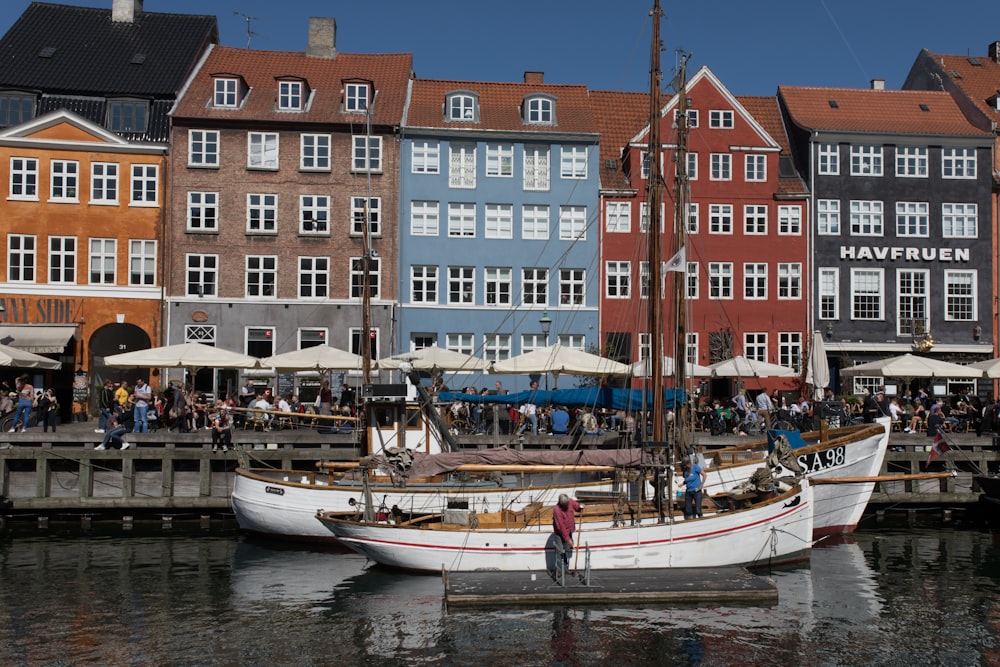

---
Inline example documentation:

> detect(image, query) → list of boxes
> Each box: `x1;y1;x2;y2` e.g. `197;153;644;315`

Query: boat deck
443;566;778;607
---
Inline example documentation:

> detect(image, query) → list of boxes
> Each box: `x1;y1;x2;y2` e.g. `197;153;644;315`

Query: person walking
96;380;115;433
680;459;708;519
9;374;34;433
755;388;774;430
132;378;152;433
552;493;583;569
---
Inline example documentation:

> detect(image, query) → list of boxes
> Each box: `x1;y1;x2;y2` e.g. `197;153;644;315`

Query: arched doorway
88;323;152;414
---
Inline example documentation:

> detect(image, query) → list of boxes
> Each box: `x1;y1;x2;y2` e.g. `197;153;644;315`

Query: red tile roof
778;85;988;136
172;45;413;126
738;95;808;195
922;50;1000;123
406;78;597;134
589;90;649;190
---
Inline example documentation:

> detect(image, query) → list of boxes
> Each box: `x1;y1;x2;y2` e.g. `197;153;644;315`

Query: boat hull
703;421;889;537
231;468;618;542
320;482;813;573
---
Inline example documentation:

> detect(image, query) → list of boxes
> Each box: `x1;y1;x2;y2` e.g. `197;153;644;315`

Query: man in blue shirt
680;459;707;520
550;406;570;435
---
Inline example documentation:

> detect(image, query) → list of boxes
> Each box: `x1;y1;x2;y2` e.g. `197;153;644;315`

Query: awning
0;325;77;354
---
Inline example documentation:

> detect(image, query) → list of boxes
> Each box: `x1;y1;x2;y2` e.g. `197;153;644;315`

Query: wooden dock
444;566;778;607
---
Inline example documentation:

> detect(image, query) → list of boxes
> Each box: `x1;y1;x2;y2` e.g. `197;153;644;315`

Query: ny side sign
0;298;82;324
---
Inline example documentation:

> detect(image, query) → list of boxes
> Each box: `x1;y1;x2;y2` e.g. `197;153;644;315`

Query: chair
244;407;267;432
276;412;295;430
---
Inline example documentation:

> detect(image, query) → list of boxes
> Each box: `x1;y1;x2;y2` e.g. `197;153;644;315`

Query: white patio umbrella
629;356;712;378
377;346;487;374
490;344;631;387
804;331;831;400
707;355;798;378
967;358;1000;379
103;342;262;371
0;342;61;370
844;353;982;379
263;345;365;372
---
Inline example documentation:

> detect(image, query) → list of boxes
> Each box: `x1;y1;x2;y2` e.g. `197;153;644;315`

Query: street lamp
539;311;552;391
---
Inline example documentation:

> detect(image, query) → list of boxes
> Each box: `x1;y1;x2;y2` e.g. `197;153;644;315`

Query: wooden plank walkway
444;566;778;607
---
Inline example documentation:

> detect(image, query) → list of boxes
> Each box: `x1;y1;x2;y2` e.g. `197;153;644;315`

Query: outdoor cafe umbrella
0;342;61;370
967;357;1000;379
804;331;831;401
842;353;982;379
103;342;262;371
706;355;798;378
377;346;487;375
263;345;365;372
629;356;712;378
490;344;631;387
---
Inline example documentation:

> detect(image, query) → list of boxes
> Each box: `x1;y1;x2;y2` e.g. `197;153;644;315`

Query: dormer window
0;92;36;127
107;98;148;133
523;95;555;125
277;79;304;111
446;92;478;122
345;81;371;113
214;77;239;107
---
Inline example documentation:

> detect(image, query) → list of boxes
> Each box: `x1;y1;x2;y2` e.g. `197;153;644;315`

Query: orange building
0;110;166;418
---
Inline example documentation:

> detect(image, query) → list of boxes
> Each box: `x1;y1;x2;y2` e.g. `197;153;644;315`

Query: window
710;153;731;180
246;256;277;298
525;96;554;124
448;266;475;304
818;268;839;320
523;146;550;191
686;203;699;234
606;202;631;232
709;110;734;128
817;143;839;175
559;205;587;240
708;262;733;299
352;135;382;172
744;263;767;299
48;236;75;283
248;132;279;170
743;205;767;235
486;143;513;177
107;100;147;133
686;152;698;180
410;201;440;236
300;195;329;234
779;332;802;371
896;201;929;237
606;261;631;298
522;333;547;354
350;325;380;360
942;203;977;238
9;157;37;198
278;80;303;111
942;147;976;179
776;205;801;235
484;204;513;239
299;328;328;349
89;238;115;285
559;268;585;305
639;203;665;233
449;144;477;188
447;333;474;356
246;327;274;360
129;240;156;286
744;333;767;362
639;261;652;299
186;254;217;297
185;325;215;345
896;146;928;177
897;269;929;336
447;203;476;237
686;262;699;299
412;140;440;174
640;151;650;180
483;334;511;362
523;268;548;305
8;234;35;282
447;93;477;121
484;267;512;306
411;265;438;303
345;82;370;112
850;144;883;176
187;192;218;232
745;154;766;181
0;93;34;126
91;162;118;203
300;134;330;170
849;200;883;236
298;257;329;298
674;108;699;128
213;78;239;107
522;204;550;240
350;196;381;237
777;263;801;299
945;270;976;321
247;194;277;234
49;160;78;201
560;146;587;179
686;332;699;367
130;164;157;204
817;199;840;235
851;268;883;320
709;204;733;234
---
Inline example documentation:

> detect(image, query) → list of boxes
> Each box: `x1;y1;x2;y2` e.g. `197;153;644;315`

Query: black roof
0;2;218;98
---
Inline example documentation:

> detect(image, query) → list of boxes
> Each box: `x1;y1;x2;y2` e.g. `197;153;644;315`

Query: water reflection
2;520;1000;665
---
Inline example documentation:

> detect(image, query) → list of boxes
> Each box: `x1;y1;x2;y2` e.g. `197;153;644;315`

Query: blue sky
3;0;998;96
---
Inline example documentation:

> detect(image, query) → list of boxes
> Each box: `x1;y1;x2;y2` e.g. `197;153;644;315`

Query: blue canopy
438;386;685;410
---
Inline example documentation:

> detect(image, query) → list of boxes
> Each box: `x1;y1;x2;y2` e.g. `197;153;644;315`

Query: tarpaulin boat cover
438;386;685;410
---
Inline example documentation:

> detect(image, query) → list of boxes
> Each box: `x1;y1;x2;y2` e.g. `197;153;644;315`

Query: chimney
870;79;885;90
990;41;1000;64
524;71;544;84
307;17;336;59
112;0;143;23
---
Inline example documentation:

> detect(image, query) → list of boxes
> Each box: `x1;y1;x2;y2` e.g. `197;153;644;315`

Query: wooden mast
670;56;690;456
647;0;665;443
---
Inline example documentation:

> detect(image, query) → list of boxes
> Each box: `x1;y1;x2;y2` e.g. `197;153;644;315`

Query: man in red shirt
552;494;583;567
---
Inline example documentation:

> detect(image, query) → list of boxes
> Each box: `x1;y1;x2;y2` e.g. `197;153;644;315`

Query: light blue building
398;74;601;390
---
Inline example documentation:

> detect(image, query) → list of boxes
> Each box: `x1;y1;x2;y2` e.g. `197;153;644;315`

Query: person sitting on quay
95;410;130;451
550;405;571;435
211;407;233;452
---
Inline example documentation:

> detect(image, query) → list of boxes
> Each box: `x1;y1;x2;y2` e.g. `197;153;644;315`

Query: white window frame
484;203;513;239
484;267;512;306
849;200;884;236
944;270;976;322
278;80;303;111
850;144;883;176
708;262;733;299
522;204;550;240
350;196;381;237
777;205;801;235
248;132;279;170
410;265;438;304
850;268;884;321
90;162;118;204
523;146;550;191
349;256;381;300
486;143;513;177
818;267;839;320
942;203;978;238
247;193;278;234
895;201;929;237
447;333;474;356
48;236;76;284
525;96;554;124
9;157;38;199
686;262;699;300
779;332;802;371
743;263;767;300
213;78;238;108
410;201;440;237
559;205;587;241
559;268;586;305
745;154;766;182
483;334;511;363
345;82;370;113
246;255;277;299
606;261;631;298
896;146;928;177
942;147;976;179
710;153;731;180
897;269;929;336
129;164;157;205
777;263;802;300
187;130;219;168
744;332;767;362
817;199;840;235
448;94;476;121
560;146;588;179
185;253;217;297
743;205;767;235
412;140;440;174
522;268;548;306
129;239;156;286
709;110;734;128
187;191;218;232
352;135;382;173
298;256;329;299
449;143;477;189
686;152;698;181
606;201;631;233
817;143;839;175
300;134;331;171
8;234;36;282
88;238;116;285
49;159;78;201
448;266;475;304
708;204;733;234
300;195;330;235
447;202;476;238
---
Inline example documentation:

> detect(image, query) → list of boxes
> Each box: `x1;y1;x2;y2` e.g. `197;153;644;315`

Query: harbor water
1;515;999;666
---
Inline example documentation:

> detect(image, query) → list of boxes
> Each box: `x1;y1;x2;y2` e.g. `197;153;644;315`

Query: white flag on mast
664;245;686;273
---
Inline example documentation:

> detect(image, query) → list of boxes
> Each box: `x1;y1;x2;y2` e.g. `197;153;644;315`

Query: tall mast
670;55;690;455
647;0;665;442
361;85;374;381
